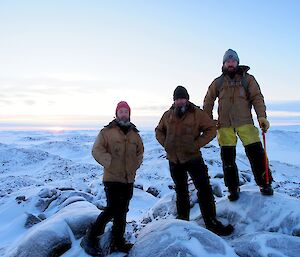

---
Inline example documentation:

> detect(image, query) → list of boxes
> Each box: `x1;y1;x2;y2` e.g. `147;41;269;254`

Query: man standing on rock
156;86;233;236
81;101;144;256
203;49;273;201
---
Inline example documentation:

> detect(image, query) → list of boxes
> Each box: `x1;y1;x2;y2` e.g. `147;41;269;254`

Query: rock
168;184;175;190
38;188;58;198
130;219;238;257
214;173;224;179
25;213;42;228
232;232;300;257
211;182;223;197
15;195;26;204
59;196;86;210
55;201;100;239
8;219;72;257
134;183;143;190
292;227;300;237
146;187;160;197
216;191;300;237
144;193;176;220
38;213;47;220
240;171;251;182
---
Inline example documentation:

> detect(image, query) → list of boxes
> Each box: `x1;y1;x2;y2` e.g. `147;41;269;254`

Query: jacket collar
170;101;198;113
222;65;250;77
105;119;139;132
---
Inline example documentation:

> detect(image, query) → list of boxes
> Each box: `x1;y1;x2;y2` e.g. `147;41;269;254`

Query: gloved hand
258;117;270;132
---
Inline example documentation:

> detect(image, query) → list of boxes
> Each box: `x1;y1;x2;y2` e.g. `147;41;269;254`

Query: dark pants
89;182;133;244
169;155;216;224
221;142;272;189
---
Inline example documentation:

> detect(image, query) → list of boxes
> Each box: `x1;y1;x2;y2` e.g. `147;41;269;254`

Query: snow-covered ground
0;126;299;256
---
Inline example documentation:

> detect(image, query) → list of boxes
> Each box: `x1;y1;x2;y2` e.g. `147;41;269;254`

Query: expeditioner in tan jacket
203;49;273;202
156;99;216;164
81;101;144;255
92;119;144;184
155;86;234;236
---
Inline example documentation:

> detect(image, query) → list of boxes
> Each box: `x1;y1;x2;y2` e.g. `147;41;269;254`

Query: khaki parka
203;66;266;128
155;102;216;164
92;120;144;183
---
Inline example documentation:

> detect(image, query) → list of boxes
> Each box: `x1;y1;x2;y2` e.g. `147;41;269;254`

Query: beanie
223;49;239;64
173;86;189;101
116;101;131;116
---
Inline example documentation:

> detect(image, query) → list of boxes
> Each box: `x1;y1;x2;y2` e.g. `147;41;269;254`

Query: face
224;59;238;72
116;107;130;121
174;98;187;107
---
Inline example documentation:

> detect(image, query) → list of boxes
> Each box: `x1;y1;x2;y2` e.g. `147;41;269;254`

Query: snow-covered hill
0;127;299;256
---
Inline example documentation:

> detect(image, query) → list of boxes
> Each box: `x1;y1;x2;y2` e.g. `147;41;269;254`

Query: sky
0;0;300;130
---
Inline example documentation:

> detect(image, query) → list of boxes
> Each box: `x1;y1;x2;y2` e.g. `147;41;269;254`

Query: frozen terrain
0;126;299;256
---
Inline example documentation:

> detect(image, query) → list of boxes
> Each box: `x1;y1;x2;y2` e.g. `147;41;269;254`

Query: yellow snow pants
217;124;261;147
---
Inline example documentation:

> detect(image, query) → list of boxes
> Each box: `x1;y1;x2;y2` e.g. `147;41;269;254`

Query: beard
116;117;131;127
175;104;187;118
224;65;237;79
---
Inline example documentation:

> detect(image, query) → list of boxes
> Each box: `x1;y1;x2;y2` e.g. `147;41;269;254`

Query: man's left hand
258;117;270;132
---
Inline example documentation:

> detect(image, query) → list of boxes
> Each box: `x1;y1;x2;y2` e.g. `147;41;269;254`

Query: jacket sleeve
155;112;168;147
203;81;218;119
136;133;144;169
196;110;217;148
92;130;112;168
247;75;267;118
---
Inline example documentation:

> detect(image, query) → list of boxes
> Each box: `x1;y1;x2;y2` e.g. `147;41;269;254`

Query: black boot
80;233;102;256
221;146;240;200
260;184;274;195
110;237;133;253
228;187;240;201
205;218;234;236
245;142;273;191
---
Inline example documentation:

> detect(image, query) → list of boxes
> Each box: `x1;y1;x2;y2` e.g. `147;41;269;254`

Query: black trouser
169;155;216;224
89;182;133;244
221;142;272;189
245;142;272;187
221;146;239;191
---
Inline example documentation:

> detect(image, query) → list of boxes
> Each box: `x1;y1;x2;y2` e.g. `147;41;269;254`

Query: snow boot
205;218;234;236
110;238;133;254
260;184;274;195
80;235;102;256
228;187;240;201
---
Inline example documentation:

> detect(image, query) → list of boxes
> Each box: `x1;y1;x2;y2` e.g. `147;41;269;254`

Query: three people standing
82;49;273;255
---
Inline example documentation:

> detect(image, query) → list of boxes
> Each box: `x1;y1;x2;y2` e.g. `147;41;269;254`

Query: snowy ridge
0;128;299;256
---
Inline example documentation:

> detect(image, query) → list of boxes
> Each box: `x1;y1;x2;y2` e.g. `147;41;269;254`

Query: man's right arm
92;130;112;168
203;81;217;119
155;112;167;147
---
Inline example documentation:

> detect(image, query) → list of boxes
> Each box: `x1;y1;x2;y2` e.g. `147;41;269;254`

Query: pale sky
1;0;300;129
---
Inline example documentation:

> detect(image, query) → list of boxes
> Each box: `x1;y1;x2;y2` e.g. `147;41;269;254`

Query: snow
0;126;299;256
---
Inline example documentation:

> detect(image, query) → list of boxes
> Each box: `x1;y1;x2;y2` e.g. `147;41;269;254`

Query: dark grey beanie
173;86;189;101
223;49;239;64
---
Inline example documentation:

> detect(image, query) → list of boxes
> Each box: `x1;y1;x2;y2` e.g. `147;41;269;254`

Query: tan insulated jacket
203;66;266;128
92;120;144;183
155;102;216;164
